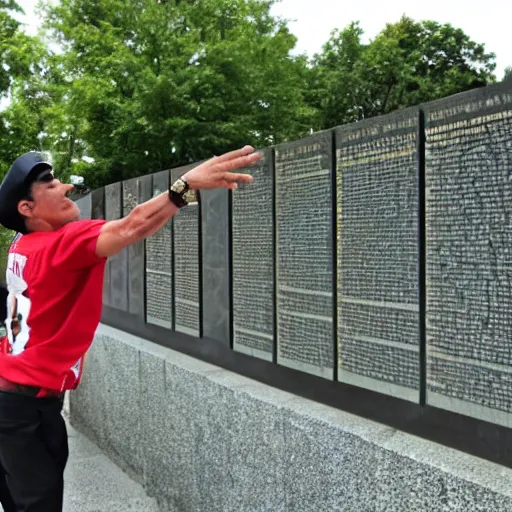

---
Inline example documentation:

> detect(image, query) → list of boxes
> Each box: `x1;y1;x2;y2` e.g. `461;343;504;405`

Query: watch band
168;176;198;208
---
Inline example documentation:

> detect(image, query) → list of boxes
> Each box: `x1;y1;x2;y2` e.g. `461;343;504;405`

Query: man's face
17;174;80;231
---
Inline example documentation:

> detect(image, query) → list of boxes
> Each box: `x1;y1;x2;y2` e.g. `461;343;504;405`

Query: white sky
270;0;509;79
14;0;510;79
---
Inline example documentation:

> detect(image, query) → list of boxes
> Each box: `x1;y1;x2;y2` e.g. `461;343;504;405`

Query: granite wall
72;82;512;498
70;325;512;512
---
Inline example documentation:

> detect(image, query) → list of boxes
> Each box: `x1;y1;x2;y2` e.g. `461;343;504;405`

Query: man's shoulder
58;219;107;242
18;219;104;244
11;219;106;268
13;230;56;253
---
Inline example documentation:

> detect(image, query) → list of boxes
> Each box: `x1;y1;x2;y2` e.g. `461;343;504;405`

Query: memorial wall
79;81;512;430
146;170;173;329
275;132;334;379
336;109;420;402
171;165;201;337
425;86;512;426
232;148;274;361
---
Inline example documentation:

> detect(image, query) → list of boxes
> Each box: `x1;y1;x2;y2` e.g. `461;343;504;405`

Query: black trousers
0;462;16;512
0;391;68;512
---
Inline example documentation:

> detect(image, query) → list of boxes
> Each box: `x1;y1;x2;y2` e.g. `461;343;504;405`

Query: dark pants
0;391;68;512
0;462;16;512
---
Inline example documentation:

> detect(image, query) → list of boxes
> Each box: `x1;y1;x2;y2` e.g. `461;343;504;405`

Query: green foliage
308;22;366;129
0;0;53;179
0;0;24;95
0;4;500;190
39;0;314;188
309;16;497;129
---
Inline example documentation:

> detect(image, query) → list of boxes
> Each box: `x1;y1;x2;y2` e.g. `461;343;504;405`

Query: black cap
0;152;53;234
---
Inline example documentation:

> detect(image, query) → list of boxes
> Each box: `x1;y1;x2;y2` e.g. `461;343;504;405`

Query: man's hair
21;183;35;203
17;169;54;231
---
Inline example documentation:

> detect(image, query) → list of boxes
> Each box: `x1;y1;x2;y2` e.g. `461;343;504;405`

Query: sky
270;0;509;79
13;0;510;80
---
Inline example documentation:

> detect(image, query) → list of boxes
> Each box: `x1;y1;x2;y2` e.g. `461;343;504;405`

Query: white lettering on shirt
5;252;31;355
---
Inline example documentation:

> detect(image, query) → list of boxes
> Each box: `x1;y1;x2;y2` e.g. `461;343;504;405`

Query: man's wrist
168;176;199;208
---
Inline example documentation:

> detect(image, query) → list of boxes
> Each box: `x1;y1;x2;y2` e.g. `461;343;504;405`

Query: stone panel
425;83;512;422
123;175;152;318
201;188;230;344
336;109;420;402
146;170;172;328
275;133;333;378
91;188;105;221
232;149;274;361
105;182;128;311
171;165;200;337
76;193;92;220
92;188;108;305
105;182;122;221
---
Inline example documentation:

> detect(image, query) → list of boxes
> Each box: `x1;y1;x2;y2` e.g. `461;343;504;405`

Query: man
0;147;260;511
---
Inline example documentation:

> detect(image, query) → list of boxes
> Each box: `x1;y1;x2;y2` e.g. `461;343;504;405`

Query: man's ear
17;200;34;219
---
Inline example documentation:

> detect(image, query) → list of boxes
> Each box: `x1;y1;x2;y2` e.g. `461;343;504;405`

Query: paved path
63;421;159;512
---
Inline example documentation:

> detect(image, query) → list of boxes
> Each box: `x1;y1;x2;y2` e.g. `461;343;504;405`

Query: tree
1;5;500;190
310;16;497;129
504;67;512;82
307;22;365;129
41;0;314;188
0;0;53;177
0;0;25;97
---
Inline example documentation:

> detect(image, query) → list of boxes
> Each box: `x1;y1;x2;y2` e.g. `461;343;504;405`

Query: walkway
64;421;159;512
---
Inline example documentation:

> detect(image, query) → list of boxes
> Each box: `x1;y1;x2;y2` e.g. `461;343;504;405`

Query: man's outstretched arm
95;146;260;258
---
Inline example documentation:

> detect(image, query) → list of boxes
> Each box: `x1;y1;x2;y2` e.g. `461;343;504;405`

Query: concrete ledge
70;325;512;511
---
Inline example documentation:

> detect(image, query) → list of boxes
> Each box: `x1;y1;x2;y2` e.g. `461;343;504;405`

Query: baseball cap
0;152;53;234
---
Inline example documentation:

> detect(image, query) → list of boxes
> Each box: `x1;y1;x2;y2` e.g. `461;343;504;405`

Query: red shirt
0;219;106;391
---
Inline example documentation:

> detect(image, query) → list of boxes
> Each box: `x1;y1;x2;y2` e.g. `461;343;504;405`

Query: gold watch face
170;176;198;206
184;189;198;204
171;178;187;194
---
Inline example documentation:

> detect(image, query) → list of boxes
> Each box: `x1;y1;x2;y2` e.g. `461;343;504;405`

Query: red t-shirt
0;219;107;391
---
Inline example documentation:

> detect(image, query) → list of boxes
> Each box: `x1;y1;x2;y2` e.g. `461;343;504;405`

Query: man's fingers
223;172;254;184
222;181;238;190
214;145;255;164
216;152;261;174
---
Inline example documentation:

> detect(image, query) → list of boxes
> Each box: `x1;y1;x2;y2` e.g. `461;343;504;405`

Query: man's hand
183;145;261;191
96;145;261;258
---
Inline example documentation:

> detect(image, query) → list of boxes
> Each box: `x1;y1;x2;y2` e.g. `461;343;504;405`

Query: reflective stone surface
123;175;152;319
336;109;420;402
425;86;512;423
146;170;173;329
275;133;334;378
172;165;200;337
105;182;128;312
232;149;274;360
201;188;230;344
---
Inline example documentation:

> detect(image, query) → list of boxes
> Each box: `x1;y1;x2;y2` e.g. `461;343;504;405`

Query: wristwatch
168;176;199;208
